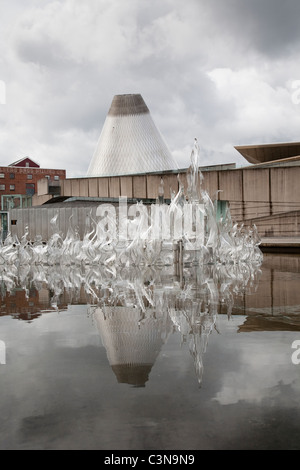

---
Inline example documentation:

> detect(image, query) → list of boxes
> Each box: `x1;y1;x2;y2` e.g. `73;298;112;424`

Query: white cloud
1;0;300;176
211;317;300;406
207;67;300;145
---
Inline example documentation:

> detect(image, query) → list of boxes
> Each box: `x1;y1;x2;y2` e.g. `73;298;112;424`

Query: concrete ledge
260;237;300;252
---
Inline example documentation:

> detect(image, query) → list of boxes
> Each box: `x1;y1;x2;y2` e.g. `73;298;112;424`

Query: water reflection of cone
93;306;172;387
86;94;178;176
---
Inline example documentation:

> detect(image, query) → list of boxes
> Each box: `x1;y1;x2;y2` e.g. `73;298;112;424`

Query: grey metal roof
86;94;178;177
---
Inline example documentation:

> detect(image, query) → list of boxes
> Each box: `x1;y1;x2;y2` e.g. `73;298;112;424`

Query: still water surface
1;252;300;450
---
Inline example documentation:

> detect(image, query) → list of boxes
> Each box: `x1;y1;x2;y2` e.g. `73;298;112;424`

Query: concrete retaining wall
245;210;300;238
31;164;300;238
9;205;100;241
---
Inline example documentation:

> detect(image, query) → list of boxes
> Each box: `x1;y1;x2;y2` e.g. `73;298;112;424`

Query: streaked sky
1;0;300;177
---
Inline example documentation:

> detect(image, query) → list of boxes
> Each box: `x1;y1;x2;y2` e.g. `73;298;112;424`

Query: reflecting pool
1;252;300;450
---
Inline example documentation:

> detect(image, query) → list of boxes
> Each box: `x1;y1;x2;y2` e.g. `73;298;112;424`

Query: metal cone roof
86;94;178;176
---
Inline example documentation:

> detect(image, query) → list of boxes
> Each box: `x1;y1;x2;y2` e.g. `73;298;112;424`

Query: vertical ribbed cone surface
86;94;178;176
94;306;172;386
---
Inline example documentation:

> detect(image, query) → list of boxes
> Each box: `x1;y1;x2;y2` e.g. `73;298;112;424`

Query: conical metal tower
86;94;178;176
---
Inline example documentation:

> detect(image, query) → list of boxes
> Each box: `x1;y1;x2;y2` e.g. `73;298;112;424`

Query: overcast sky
1;0;300;177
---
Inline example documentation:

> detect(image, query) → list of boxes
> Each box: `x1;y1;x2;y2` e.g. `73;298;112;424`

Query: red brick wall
0;166;66;209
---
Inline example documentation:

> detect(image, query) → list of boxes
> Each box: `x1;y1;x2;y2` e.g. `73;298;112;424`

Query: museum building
0;157;66;238
6;94;300;243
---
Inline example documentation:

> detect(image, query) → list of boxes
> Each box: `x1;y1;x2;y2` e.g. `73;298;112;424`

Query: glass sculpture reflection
0;262;261;385
0;140;263;385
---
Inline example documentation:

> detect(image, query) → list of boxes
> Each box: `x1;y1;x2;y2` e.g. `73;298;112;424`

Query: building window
0;173;4;178
54;175;60;180
10;184;15;191
0;184;5;190
26;162;29;167
9;173;15;179
26;183;35;196
27;174;33;179
45;175;50;179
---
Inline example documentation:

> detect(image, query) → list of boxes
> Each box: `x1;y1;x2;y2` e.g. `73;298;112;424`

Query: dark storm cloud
204;0;300;58
1;0;300;176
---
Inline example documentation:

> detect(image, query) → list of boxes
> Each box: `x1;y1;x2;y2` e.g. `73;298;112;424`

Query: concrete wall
120;176;133;198
37;178;49;196
218;170;243;220
9;206;100;241
32;194;52;206
32;165;300;238
88;178;99;197
98;178;109;197
132;175;147;199
270;167;300;214
37;173;181;202
109;177;120;198
243;168;270;219
245;210;300;238
201;171;219;200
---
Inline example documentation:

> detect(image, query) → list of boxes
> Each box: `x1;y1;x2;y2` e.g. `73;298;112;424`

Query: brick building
0;157;66;238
